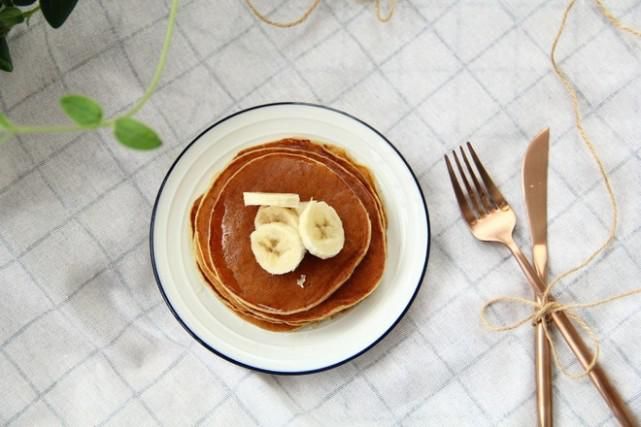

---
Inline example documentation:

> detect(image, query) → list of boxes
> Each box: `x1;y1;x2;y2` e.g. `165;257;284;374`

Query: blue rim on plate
149;102;431;375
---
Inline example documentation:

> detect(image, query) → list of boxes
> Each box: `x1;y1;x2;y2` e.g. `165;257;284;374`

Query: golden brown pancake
207;152;372;315
217;145;386;324
191;139;387;330
193;139;387;324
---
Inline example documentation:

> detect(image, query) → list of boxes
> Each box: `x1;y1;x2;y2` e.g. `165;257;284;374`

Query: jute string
481;0;641;379
245;0;396;28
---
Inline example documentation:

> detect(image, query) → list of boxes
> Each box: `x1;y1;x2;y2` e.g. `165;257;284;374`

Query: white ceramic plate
151;103;430;374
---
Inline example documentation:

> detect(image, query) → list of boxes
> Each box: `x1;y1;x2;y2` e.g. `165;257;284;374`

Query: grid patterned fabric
1;0;640;425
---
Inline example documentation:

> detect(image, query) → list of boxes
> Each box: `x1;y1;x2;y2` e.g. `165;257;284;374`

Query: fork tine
452;149;484;215
444;154;477;224
466;142;508;207
458;146;494;212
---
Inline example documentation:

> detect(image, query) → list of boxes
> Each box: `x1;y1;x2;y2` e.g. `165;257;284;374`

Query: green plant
0;0;179;150
1;0;78;72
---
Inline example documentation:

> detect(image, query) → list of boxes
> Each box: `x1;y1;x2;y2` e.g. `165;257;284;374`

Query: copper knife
522;128;553;427
522;130;637;426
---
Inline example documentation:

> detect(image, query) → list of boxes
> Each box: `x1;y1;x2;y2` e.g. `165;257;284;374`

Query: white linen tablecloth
1;0;640;425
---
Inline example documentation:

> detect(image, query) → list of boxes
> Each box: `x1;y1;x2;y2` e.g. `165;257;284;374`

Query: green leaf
0;113;11;128
0;37;12;72
59;95;103;127
114;118;162;150
13;0;36;5
0;6;24;28
40;0;77;28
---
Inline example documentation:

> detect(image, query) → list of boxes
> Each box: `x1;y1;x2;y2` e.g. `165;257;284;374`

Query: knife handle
535;295;553;427
506;239;637;427
533;250;553;427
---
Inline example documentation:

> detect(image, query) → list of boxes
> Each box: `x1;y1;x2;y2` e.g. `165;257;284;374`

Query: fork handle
505;239;636;427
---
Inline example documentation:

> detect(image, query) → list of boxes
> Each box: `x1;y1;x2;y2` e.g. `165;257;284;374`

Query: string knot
531;300;560;326
480;286;641;379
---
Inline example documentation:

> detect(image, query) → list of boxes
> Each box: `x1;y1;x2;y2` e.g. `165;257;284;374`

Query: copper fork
444;143;636;427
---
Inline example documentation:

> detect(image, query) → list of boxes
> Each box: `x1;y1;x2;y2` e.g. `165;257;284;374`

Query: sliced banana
254;206;299;228
294;201;309;215
243;192;300;208
250;223;305;275
298;201;345;259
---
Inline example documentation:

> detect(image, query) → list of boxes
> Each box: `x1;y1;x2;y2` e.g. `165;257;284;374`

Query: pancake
214;145;386;324
192;139;386;325
207;152;372;315
191;139;387;330
191;157;385;326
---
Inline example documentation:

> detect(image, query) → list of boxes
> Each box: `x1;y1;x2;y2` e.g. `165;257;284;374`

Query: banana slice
243;192;300;208
294;201;309;215
298;201;345;259
250;223;305;275
254;206;299;228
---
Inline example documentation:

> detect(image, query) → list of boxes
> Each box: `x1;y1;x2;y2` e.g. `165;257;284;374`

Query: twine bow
481;288;641;378
245;0;396;28
481;0;641;379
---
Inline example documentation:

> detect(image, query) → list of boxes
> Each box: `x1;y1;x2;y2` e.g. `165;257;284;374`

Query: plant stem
10;122;109;134
124;0;178;118
22;5;41;19
0;0;179;140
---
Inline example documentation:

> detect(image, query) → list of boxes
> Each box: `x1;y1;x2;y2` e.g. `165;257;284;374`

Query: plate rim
149;102;431;375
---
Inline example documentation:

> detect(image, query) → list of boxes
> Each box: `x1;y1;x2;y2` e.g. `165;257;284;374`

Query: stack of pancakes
190;138;387;331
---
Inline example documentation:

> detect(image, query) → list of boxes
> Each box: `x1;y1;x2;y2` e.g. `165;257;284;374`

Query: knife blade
522;128;551;427
523;128;550;279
